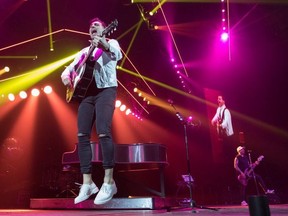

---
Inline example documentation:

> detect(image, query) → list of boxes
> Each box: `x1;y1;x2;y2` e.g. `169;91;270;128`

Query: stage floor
0;204;288;216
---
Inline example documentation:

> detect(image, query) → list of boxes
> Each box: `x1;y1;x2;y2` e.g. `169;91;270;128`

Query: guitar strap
73;46;97;75
220;108;227;123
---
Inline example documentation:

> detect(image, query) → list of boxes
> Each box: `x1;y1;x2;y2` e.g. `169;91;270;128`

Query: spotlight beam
132;0;287;2
119;51;156;96
0;29;89;52
157;0;189;77
46;0;54;51
149;0;167;15
0;56;37;59
118;66;202;102
0;54;76;97
0;29;64;52
119;19;143;68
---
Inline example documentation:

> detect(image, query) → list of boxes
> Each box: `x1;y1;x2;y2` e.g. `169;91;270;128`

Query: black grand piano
62;142;168;197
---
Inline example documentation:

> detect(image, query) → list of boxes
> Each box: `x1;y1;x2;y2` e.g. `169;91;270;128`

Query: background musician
234;146;274;206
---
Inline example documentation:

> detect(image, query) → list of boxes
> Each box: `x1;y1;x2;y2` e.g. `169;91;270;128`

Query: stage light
221;32;229;42
115;100;121;108
4;66;10;72
0;66;10;76
133;88;138;92
43;85;52;94
31;88;40;97
125;109;131;115
8;93;15;101
19;91;28;99
120;104;126;112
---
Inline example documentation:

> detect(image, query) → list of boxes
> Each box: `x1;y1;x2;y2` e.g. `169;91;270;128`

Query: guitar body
65;19;118;103
238;174;248;186
237;155;264;186
66;64;94;103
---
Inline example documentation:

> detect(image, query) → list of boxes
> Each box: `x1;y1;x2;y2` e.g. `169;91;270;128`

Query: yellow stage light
0;66;10;76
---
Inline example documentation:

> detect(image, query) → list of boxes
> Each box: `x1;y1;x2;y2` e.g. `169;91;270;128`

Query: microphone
247;150;252;153
186;116;201;127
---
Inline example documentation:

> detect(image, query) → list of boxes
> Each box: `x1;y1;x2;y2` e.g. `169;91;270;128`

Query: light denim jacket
61;39;122;88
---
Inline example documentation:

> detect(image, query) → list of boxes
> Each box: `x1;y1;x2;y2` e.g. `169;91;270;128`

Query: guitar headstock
101;19;118;37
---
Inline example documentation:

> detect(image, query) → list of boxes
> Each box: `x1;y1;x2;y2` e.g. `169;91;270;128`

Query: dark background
0;0;287;208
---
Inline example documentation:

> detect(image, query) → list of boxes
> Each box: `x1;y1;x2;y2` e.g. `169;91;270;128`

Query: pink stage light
221;32;229;42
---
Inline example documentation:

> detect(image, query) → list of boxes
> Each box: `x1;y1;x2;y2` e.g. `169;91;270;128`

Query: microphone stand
169;102;217;213
248;151;260;195
176;111;195;211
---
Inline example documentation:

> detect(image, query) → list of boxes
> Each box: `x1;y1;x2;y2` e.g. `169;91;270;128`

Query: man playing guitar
234;146;274;206
211;95;234;139
61;17;122;205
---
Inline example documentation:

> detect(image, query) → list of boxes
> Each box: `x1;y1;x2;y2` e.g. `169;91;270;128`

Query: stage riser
30;197;168;210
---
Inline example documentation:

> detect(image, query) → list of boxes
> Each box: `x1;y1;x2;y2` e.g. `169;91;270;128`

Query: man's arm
234;157;245;177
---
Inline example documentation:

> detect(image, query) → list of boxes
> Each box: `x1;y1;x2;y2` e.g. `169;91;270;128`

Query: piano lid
115;143;168;164
62;142;168;165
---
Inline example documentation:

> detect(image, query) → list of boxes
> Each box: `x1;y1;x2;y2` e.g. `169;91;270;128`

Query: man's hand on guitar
240;172;246;179
90;35;110;51
90;36;101;47
62;77;72;88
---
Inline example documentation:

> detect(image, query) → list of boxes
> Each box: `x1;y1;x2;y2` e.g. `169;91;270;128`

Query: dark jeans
240;173;267;201
77;87;116;173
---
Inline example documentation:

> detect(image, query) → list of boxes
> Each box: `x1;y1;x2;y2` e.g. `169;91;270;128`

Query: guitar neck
75;45;95;74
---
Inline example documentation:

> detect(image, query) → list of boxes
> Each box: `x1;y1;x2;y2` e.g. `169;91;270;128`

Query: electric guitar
238;155;264;186
216;117;226;138
66;19;118;103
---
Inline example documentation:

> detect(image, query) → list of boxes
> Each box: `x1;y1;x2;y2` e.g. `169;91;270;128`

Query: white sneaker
94;182;117;205
74;182;99;204
241;200;248;206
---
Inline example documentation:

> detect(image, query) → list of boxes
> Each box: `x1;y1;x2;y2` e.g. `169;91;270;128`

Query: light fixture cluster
170;58;191;94
137;4;158;30
133;88;150;106
0;85;53;102
220;0;229;42
115;99;143;121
